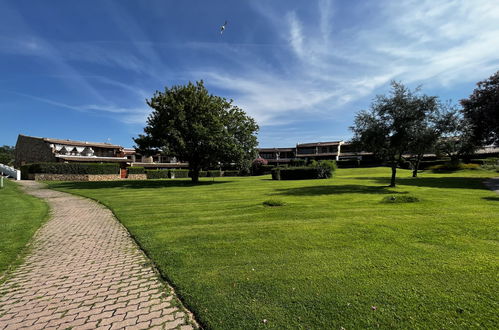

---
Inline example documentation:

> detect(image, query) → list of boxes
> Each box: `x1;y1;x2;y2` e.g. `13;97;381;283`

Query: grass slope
0;180;48;277
48;168;499;329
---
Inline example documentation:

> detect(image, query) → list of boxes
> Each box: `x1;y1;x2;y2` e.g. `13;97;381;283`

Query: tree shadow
48;179;230;190
482;196;499;202
351;177;488;190
274;184;405;196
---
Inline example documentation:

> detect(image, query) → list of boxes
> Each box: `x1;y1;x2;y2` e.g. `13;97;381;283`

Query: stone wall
15;135;56;167
127;174;147;180
34;174;121;181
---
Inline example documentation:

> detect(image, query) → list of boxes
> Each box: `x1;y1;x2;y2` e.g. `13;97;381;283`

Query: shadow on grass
482;196;499;202
274;184;404;196
48;179;230;190
352;177;488;190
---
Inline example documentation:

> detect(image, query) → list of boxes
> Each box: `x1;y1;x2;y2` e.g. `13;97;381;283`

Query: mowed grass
47;168;499;329
0;180;48;277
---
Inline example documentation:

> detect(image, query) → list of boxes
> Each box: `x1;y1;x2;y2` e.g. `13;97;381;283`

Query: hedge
128;167;145;174
207;170;222;177
145;169;169;179
278;167;320;180
337;159;360;168
223;170;240;176
170;169;189;178
22;162;119;175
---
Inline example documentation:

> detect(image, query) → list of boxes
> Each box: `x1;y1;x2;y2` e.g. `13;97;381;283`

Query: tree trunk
190;166;200;183
412;156;421;177
390;162;397;187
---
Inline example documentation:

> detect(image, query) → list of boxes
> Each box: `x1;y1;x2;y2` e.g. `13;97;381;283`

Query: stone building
14;134;128;168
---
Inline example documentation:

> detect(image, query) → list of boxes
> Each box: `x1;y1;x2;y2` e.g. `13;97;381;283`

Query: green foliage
461;70;499;145
351;81;442;186
171;169;189;178
0;145;15;165
262;199;286;207
381;195;420;203
207;170;222;177
127;167;145;174
337;159;361;168
251;158;269;175
429;162;481;171
316;160;337;179
134;81;259;182
145;169;169;179
223;170;240;176
23;162;119;175
289;159;306;167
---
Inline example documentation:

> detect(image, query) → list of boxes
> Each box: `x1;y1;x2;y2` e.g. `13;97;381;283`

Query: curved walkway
0;181;197;330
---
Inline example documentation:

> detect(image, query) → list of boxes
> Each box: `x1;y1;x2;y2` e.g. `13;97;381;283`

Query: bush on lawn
146;169;169;179
271;167;281;180
128;167;145;174
262;199;286;207
251;158;268;175
23;162;119;175
316;160;337;178
382;195;420;203
198;171;208;177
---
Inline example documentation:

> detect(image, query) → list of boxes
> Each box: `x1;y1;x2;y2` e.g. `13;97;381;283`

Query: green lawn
47;168;499;329
0;179;48;277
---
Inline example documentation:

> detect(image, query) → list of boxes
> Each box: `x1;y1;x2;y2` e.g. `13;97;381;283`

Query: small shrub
252;158;269;175
146;169;169;179
316;160;336;178
128;167;145;174
382;195;420;203
262;199;286;207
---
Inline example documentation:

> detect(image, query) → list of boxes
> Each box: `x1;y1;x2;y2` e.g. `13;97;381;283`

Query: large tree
134;81;259;183
0;145;15;166
461;71;499;146
351;82;439;187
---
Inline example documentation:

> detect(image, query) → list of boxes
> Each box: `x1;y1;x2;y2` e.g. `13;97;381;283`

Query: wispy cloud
191;0;499;128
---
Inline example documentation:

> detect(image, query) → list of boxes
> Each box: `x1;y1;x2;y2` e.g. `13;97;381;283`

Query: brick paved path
0;181;197;330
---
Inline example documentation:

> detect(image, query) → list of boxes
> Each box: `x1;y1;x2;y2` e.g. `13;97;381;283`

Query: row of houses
14;134;499;172
14;135;188;173
257;141;375;165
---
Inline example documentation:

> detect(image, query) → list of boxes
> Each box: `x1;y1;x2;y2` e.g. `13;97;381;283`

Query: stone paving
0;181;197;330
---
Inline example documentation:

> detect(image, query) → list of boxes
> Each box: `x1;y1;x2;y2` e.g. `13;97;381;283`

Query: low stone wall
34;174;121;181
127;174;147;180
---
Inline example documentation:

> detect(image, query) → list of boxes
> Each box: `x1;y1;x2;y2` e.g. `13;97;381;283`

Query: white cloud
195;0;499;127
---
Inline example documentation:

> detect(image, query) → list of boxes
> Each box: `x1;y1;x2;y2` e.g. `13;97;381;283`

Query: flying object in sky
220;20;228;35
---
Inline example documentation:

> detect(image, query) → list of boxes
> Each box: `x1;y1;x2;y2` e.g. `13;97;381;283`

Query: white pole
1;175;3;189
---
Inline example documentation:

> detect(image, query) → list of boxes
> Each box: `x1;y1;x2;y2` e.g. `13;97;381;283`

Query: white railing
0;163;21;180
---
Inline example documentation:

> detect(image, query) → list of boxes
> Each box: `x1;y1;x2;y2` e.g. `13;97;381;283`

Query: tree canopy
0;145;15;166
350;82;440;186
461;71;499;146
134;81;259;182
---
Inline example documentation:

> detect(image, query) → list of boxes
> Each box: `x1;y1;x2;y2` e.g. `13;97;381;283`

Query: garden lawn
0;180;48;277
47;168;499;329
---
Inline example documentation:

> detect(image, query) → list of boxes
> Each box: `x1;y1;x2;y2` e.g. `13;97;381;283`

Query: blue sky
1;0;498;148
